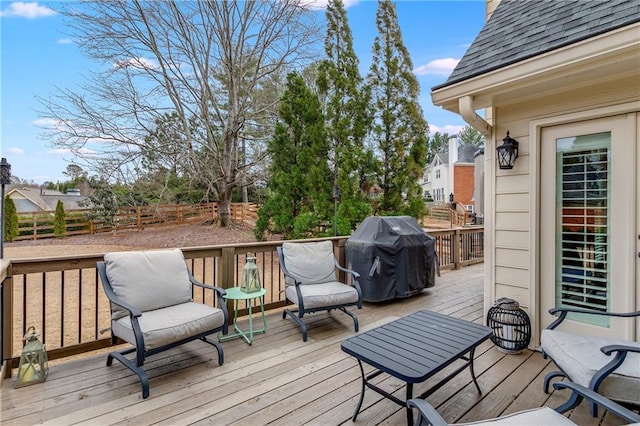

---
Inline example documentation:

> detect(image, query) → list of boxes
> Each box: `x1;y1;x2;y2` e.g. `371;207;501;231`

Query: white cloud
0;2;56;18
429;124;464;136
8;147;24;155
32;117;61;128
414;58;459;76
57;38;73;44
114;57;159;70
48;147;98;157
303;0;358;10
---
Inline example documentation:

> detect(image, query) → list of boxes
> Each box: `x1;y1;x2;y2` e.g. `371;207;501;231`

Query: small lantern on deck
16;326;49;387
240;255;262;293
486;298;531;354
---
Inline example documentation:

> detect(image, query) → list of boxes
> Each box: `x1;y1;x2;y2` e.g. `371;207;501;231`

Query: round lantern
486;298;531;354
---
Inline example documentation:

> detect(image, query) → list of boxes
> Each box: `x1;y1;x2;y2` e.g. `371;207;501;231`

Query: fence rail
0;226;483;374
13;202;259;241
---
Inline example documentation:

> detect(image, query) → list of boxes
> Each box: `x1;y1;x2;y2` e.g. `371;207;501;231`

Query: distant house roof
434;0;640;89
7;187;88;213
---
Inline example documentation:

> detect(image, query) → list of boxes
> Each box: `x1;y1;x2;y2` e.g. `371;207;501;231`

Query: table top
223;287;266;300
341;310;491;383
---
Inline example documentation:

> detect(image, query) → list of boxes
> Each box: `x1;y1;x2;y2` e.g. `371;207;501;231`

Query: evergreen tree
255;72;332;241
459;125;484;146
54;200;66;238
427;132;451;164
4;196;18;242
317;0;372;234
366;0;428;217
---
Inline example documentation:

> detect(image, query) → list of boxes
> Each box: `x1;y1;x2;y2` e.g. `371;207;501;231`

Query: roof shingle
434;0;640;89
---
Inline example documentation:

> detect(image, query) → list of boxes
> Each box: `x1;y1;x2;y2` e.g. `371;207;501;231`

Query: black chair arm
547;307;640;330
553;382;640;423
406;399;448;426
334;261;361;280
601;344;640;356
188;275;227;297
96;261;142;318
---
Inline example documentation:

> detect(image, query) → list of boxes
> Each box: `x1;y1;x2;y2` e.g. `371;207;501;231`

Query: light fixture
16;326;49;387
486;298;531;354
496;131;519;170
0;157;11;259
240;255;262;293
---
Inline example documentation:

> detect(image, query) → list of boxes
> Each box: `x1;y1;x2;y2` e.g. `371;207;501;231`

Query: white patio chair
97;249;228;398
277;240;362;342
408;381;640;425
541;306;640;416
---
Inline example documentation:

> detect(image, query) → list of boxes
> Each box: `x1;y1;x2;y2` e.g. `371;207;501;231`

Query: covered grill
345;216;437;302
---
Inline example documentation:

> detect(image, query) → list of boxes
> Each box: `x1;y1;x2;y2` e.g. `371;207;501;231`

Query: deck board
1;264;627;425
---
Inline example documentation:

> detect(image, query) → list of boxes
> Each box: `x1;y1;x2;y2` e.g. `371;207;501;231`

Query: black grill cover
346;216;436;302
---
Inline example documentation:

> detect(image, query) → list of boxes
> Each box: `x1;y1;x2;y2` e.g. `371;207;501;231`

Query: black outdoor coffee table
341;310;492;424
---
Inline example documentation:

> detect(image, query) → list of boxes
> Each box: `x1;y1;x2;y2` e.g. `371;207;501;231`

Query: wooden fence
0;226;483;372
13;202;259;241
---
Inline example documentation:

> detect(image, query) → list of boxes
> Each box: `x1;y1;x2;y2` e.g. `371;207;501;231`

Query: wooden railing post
453;229;461;270
220;247;236;323
1;260;13;379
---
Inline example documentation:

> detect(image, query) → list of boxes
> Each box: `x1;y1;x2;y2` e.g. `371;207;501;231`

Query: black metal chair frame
276;246;363;342
542;306;640;416
408;381;640;426
97;261;229;399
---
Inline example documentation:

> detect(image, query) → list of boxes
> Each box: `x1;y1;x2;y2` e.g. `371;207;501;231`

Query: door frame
527;101;639;345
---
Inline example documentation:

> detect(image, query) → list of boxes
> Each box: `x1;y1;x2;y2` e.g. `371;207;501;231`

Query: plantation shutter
555;132;610;325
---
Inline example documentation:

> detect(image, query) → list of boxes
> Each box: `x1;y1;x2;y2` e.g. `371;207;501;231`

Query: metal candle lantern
486;298;531;354
16;326;49;387
240;256;262;293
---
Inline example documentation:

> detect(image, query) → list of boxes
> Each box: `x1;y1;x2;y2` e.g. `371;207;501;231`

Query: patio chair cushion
285;281;359;309
104;249;193;320
541;329;640;404
456;407;574;425
112;302;226;350
282;241;336;284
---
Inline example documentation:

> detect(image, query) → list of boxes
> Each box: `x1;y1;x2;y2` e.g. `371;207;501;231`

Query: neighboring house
6;187;88;213
431;0;640;346
422;137;479;214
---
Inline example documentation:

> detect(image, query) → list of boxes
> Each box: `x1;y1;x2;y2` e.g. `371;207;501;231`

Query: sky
0;0;486;185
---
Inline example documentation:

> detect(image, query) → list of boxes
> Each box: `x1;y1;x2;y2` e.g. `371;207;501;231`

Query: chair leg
543;371;566;393
202;336;225;365
284;308;308;342
338;307;359;332
108;350;150;399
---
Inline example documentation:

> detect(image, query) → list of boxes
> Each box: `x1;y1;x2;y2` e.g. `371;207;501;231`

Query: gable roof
434;0;640;89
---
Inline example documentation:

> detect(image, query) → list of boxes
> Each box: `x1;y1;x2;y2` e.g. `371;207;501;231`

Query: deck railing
0;227;483;375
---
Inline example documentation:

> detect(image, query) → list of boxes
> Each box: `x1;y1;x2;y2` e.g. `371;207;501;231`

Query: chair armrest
188;275;227;298
547;307;640;330
407;399;448;426
553;382;640;423
601;344;640;356
334;261;361;280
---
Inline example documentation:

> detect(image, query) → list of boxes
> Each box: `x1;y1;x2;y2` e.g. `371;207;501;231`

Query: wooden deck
0;264;628;425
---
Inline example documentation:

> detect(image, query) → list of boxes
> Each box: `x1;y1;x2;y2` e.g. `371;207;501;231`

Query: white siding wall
489;73;640;344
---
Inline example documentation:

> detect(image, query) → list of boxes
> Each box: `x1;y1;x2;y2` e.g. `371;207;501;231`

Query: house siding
489;72;639;343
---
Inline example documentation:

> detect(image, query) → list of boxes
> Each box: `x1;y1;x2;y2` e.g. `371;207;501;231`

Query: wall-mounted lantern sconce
496;131;519;170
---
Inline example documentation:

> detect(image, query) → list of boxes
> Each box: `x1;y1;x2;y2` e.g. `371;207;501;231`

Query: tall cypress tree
255;72;332;241
317;0;372;234
367;0;428;217
4;196;18;242
54;200;66;238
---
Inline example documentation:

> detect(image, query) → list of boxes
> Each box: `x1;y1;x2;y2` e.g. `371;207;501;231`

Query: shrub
4;196;18;242
54;200;66;238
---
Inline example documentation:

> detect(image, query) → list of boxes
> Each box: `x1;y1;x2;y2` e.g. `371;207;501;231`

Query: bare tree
39;0;321;225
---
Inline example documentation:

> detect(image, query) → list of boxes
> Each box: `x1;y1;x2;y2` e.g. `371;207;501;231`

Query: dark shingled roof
433;0;640;89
